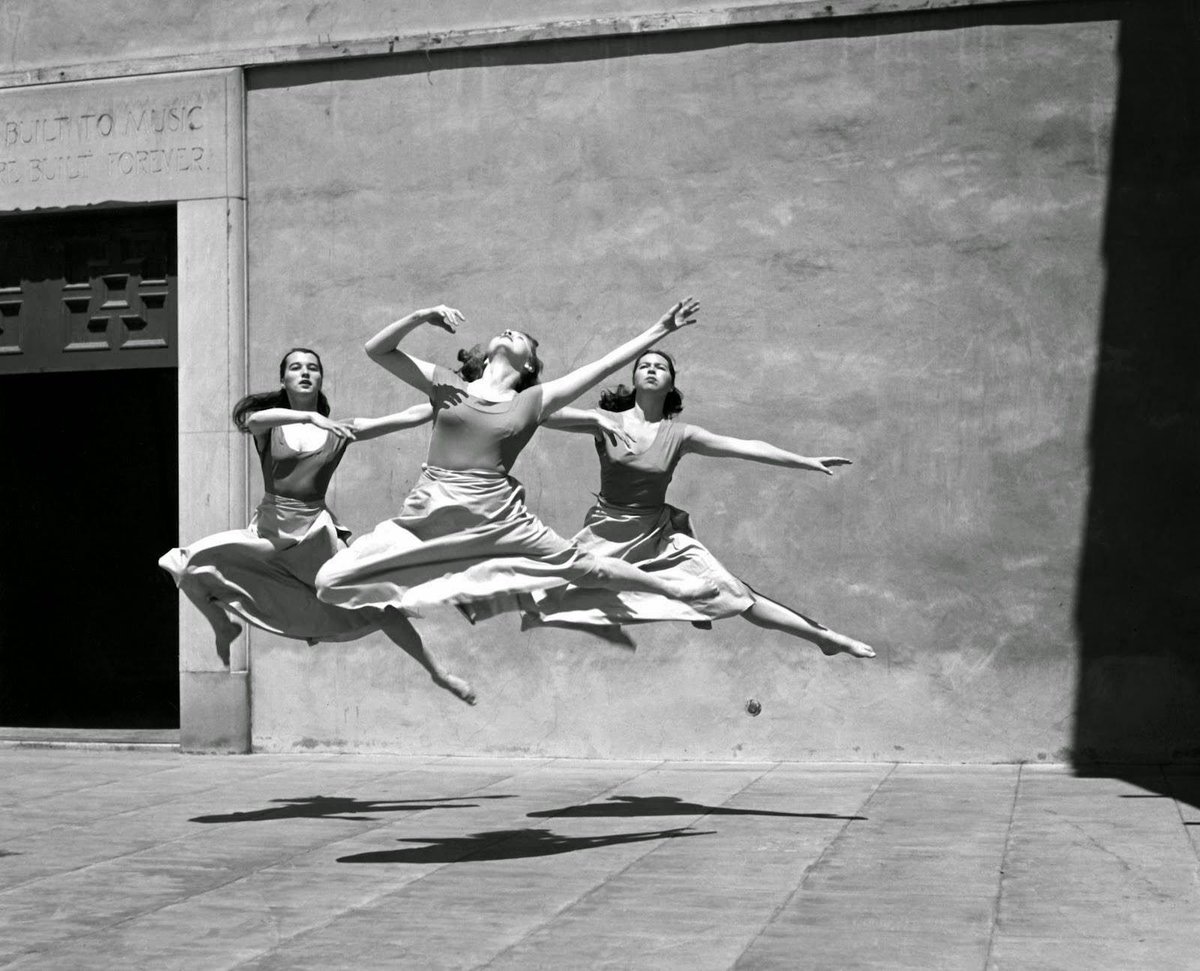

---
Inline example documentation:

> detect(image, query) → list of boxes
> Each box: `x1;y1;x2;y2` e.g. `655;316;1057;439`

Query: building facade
2;0;1195;762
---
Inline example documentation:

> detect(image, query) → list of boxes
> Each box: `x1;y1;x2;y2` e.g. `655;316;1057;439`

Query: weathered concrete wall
243;7;1119;760
0;1;1048;84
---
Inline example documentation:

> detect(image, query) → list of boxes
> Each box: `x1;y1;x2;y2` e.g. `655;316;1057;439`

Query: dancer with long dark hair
159;347;476;703
524;349;876;658
314;301;719;615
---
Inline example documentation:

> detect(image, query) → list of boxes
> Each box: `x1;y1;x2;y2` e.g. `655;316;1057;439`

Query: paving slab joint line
727;761;898;968
472;761;785;970
982;762;1023;971
0;741;180;752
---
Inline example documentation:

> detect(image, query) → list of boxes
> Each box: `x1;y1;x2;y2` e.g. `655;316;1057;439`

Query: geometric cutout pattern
0;294;22;355
0;208;176;374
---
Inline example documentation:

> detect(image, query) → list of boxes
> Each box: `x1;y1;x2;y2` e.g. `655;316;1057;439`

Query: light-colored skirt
315;465;598;616
524;499;754;629
159;494;380;643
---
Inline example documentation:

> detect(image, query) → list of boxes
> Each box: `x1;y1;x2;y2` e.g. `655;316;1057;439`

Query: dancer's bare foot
818;631;876;659
214;617;242;667
668;577;720;601
435;673;477;706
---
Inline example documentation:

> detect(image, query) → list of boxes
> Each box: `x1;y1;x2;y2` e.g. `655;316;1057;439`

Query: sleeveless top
426;365;544;473
255;425;349;501
596;418;688;508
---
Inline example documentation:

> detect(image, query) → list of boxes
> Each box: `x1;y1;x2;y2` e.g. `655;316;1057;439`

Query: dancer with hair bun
314;300;719;617
159;347;476;704
525;349;876;659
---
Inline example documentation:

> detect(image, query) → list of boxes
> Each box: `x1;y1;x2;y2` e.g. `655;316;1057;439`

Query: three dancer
525;349;875;658
165;301;870;710
159;347;477;703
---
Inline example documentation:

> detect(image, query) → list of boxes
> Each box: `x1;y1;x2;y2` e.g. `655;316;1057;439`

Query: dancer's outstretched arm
349;403;435;441
682;426;851;476
537;298;699;419
245;409;357;440
364;305;465;394
542;407;635;448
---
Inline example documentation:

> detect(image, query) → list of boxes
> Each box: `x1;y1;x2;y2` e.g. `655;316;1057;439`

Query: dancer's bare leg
742;595;875;658
577;555;718;602
378;609;477;705
177;581;241;667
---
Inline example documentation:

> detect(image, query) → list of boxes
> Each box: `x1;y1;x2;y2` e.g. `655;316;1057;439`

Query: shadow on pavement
190;794;515;824
336;826;712;864
527;795;865;821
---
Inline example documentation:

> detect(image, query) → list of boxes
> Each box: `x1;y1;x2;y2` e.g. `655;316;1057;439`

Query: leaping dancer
159;348;477;704
314;300;719;621
526;349;876;659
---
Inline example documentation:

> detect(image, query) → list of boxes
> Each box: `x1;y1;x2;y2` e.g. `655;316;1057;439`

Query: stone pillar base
180;671;250;753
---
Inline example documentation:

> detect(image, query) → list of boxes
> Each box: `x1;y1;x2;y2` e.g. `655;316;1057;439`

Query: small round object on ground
745;699;761;716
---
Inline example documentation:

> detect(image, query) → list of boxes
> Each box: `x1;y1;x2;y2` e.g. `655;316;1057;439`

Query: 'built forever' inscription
0;70;240;208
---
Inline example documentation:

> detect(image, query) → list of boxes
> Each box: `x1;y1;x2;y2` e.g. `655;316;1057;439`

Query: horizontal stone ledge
1;0;1058;89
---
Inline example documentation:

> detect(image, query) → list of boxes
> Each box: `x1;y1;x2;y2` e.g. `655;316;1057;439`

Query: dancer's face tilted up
488;329;541;377
280;350;323;403
632;352;675;395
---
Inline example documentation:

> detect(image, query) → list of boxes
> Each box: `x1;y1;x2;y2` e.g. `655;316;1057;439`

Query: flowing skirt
315;465;598;616
524;499;754;629
159;494;380;643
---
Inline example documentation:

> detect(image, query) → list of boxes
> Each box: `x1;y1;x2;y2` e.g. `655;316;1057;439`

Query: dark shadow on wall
1073;2;1200;790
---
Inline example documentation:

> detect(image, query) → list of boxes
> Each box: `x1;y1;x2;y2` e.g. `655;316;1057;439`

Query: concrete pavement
1;750;1198;969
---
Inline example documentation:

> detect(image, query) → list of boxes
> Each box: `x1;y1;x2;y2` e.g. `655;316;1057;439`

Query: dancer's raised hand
421;305;465;334
310;413;357;440
538;296;700;418
595;413;635;450
657;297;700;332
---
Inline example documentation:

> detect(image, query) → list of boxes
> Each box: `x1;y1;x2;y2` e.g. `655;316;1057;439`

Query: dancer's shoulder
430;364;465;389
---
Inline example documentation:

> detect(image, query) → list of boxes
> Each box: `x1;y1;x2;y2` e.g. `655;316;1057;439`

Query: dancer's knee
579;554;628;587
314;557;349;598
575;553;610;584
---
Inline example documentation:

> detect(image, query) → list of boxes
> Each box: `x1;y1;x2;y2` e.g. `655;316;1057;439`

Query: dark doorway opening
0;369;179;727
0;207;179;728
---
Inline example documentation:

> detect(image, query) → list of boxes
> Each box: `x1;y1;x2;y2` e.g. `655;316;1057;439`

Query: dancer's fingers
431;305;461;332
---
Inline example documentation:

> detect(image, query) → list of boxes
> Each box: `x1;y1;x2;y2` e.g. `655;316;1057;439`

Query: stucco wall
242;8;1118;760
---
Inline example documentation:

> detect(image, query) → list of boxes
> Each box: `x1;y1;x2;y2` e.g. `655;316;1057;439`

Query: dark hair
456;331;543;393
599;350;683;417
232;347;331;432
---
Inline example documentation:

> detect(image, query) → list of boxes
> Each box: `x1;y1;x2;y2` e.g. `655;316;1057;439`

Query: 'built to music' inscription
0;70;240;207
